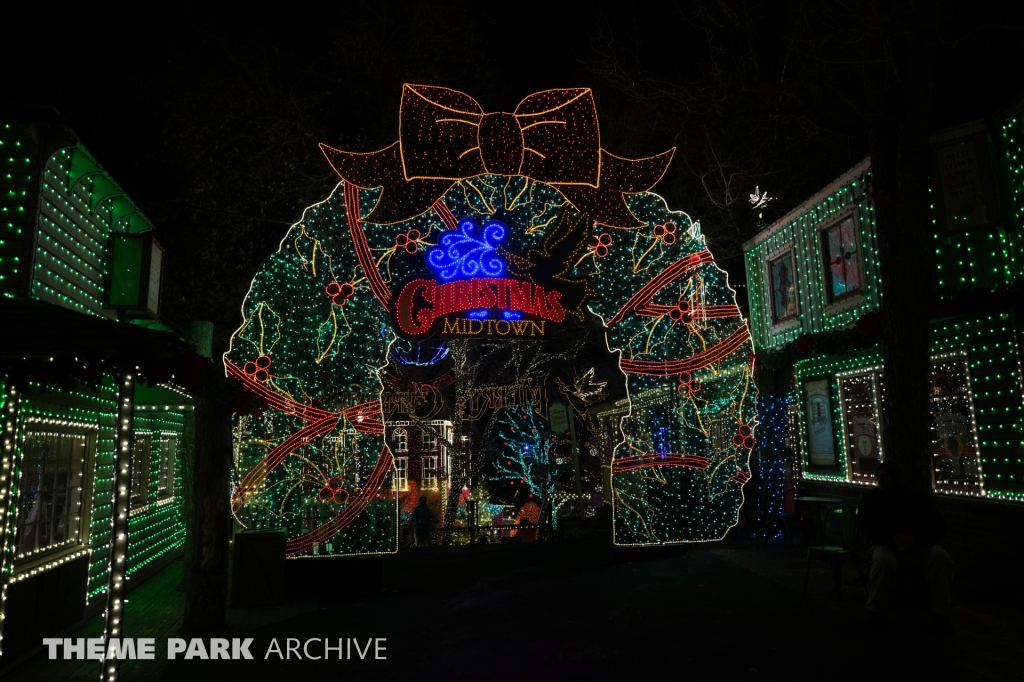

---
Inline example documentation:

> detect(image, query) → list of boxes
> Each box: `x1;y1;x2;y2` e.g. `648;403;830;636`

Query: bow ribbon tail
555;149;675;228
320;142;453;224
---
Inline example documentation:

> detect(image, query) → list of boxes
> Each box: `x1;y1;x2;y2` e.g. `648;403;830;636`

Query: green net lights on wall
0;378;119;608
1005;115;1024;233
0;124;32;297
929;115;1024;297
0;139;158;316
793;313;1023;499
795;350;878;483
746;140;1024;503
125;406;188;574
225;85;757;552
0;375;188;614
744;161;879;352
931;315;1024;501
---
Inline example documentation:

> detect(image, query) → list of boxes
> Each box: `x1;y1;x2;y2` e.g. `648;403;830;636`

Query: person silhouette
858;461;953;627
411;496;433;548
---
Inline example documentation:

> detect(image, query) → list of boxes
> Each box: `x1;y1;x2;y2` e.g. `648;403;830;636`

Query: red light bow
320;84;675;227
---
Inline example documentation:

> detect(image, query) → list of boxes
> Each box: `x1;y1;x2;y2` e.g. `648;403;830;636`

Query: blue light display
386;327;450;366
426;218;506;280
755;394;791;540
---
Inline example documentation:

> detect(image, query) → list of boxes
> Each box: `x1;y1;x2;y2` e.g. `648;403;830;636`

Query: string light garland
0;124;32;299
0;385;23;658
21;145;157;316
100;373;135;682
795;341;997;494
931;118;1023;297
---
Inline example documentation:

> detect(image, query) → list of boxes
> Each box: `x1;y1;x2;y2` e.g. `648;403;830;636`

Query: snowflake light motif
426;218;506;280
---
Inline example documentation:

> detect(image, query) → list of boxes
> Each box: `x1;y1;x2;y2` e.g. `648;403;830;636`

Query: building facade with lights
0;110;192;670
743;106;1024;548
384;419;453;544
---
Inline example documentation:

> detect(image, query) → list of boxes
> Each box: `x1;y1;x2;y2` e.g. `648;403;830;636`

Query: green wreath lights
225;86;756;554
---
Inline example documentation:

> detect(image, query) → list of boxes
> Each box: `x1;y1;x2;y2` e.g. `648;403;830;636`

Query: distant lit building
384;419;453;543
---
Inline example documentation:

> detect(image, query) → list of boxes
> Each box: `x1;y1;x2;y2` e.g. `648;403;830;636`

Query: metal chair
803;505;866;599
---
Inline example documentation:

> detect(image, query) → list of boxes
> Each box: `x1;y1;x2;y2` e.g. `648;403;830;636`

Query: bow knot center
478;112;524;176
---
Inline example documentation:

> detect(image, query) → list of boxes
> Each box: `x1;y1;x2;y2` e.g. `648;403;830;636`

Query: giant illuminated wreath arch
225;85;756;555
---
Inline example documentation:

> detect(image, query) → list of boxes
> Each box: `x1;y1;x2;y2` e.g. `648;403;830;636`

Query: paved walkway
7;536;1022;681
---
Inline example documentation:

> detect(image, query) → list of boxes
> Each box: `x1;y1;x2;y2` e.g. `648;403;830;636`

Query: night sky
4;2;1022;341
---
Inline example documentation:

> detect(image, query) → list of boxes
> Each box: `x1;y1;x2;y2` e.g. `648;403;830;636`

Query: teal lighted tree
488;404;558;502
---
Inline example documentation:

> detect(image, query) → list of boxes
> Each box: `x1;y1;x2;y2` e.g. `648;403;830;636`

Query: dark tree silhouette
583;0;1022;491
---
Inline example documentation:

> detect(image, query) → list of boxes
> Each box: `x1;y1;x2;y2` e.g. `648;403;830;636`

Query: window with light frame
819;214;864;304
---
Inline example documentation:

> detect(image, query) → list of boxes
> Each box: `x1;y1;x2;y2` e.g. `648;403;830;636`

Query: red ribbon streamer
225;360;386;520
612;453;712;473
285;448;394;555
345;182;393;309
606;250;714;326
433;200;459;230
619;326;751;376
636;303;740;319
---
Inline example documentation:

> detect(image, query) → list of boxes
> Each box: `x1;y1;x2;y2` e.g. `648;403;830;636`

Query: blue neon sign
426;218;506;281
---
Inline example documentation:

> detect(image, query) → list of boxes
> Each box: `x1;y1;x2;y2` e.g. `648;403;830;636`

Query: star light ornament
749;186;773;218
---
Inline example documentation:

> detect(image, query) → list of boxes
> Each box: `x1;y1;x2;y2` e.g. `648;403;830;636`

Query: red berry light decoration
668;300;694;324
394;229;421;254
325;281;356;306
243;355;273;382
652;221;677;245
254;355;272;382
588;232;613;258
676;371;702;396
731;423;756;449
